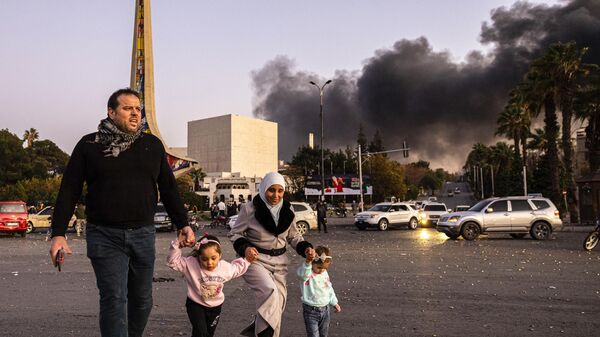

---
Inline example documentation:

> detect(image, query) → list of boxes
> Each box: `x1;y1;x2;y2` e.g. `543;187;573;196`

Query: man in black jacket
49;88;195;337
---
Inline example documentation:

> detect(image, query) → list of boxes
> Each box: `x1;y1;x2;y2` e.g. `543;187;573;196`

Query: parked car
354;202;420;231
0;201;28;237
154;203;174;231
447;189;454;197
291;201;318;235
436;196;563;240
454;187;461;194
27;206;76;234
454;205;471;212
419;202;448;226
226;201;317;235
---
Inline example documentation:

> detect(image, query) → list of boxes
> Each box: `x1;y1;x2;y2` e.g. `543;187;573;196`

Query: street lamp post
310;80;332;202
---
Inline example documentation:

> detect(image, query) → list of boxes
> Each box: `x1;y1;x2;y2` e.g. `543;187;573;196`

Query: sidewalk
559;223;596;232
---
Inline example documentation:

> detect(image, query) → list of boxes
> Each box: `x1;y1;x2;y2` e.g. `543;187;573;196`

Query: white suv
354;202;420;231
419;202;448;226
436;196;563;240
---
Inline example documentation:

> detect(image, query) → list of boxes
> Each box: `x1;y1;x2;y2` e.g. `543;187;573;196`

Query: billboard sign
304;175;372;196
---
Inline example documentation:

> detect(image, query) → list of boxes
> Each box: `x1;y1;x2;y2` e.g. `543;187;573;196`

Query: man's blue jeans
302;303;331;337
86;223;156;337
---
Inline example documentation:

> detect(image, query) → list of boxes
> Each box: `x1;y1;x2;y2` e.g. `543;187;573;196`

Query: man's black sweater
51;132;188;237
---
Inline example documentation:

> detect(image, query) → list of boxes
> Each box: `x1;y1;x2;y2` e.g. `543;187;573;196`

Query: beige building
187;114;278;178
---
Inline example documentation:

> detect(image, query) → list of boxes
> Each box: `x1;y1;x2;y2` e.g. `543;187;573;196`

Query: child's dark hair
312;246;332;265
191;233;222;257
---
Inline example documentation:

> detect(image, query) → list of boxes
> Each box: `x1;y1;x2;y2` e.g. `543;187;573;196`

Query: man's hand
305;247;316;261
334;304;341;313
245;246;259;262
177;226;196;247
49;236;72;268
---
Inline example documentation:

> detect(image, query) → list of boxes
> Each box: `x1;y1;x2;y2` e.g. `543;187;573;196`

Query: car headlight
370;214;378;218
447;216;461;222
165;216;170;221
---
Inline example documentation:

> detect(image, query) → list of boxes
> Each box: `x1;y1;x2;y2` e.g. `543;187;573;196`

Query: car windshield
156;204;166;213
0;204;26;213
368;205;390;212
469;199;493;212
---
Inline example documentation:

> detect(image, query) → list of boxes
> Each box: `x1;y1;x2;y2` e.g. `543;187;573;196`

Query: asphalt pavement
1;218;600;337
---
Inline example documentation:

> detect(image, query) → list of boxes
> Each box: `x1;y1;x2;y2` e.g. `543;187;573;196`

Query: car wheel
378;219;389;231
461;222;480;240
530;221;551;240
26;221;34;234
407;217;418;230
510;233;526;239
583;231;599;251
445;233;460;240
296;221;308;235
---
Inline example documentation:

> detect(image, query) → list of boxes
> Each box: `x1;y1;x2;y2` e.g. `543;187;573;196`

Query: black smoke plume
251;0;600;172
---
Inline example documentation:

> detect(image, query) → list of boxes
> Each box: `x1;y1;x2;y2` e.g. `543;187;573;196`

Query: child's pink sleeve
166;240;188;273
226;257;250;280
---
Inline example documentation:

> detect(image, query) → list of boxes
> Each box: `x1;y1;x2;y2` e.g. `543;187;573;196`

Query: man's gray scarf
94;118;143;157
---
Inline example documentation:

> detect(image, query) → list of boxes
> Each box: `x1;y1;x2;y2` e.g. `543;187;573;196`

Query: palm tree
496;96;531;162
188;168;206;191
528;42;593;222
518;63;562;209
23;128;39;148
574;71;600;173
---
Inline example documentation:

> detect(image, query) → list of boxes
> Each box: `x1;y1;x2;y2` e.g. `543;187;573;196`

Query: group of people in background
48;88;340;337
210;199;242;220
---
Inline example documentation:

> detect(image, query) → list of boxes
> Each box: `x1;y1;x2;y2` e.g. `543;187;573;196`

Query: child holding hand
297;246;341;337
167;233;257;337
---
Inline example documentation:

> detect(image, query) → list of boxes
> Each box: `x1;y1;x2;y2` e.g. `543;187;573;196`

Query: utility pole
480;166;484;199
358;144;364;212
490;166;495;197
523;166;528;196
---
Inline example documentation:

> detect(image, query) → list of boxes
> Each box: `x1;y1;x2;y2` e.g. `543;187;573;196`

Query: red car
0;201;28;237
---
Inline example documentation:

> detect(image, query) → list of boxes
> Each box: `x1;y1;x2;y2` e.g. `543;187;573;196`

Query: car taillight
554;210;560;217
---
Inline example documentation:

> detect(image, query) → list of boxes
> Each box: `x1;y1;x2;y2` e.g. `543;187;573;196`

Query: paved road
1;220;599;337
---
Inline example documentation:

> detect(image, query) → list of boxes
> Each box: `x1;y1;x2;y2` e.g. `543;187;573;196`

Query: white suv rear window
531;200;550;210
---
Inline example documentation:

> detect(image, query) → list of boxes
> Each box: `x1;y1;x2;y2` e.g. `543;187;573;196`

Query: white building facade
187;114;278;203
188;114;278;178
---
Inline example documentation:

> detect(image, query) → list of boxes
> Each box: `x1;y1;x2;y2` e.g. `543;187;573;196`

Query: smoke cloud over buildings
251;0;600;172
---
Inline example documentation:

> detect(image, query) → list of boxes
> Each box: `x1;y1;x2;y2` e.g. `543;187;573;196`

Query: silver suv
354;202;419;231
436;196;563;240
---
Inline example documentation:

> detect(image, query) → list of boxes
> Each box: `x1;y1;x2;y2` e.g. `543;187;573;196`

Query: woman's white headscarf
259;172;286;223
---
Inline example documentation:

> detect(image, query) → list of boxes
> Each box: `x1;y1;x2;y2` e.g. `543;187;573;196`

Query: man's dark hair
107;88;141;110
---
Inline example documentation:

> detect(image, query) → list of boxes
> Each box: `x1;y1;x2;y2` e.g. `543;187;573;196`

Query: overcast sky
0;0;558;171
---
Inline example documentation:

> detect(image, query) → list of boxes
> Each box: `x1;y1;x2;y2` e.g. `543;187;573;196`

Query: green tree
28;139;70;177
0;129;30;185
23;128;39;148
368;155;407;202
357;123;368;152
368;129;384;154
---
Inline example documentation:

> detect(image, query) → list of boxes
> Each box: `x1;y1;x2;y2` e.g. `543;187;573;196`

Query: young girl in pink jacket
167;233;258;337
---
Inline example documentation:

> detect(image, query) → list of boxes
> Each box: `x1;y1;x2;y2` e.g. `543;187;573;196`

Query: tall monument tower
131;0;196;176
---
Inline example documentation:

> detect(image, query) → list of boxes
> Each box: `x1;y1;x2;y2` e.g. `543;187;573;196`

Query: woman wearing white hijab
228;172;316;337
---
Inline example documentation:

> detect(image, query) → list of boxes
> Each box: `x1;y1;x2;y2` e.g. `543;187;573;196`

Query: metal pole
490;166;495;197
358;145;364;212
480;166;484;199
310;80;331;201
320;90;324;202
523;166;527;196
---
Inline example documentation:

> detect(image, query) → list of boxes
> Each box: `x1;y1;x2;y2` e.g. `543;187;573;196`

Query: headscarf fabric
258;172;286;223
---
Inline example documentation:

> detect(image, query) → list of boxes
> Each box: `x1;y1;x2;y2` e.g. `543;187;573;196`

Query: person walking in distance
48;88;196;337
316;200;328;233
